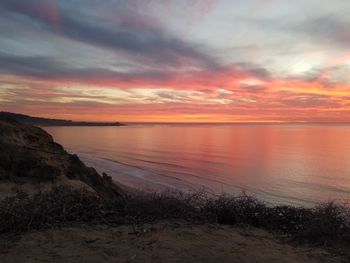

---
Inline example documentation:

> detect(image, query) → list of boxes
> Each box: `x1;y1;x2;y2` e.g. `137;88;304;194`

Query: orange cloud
2;65;350;123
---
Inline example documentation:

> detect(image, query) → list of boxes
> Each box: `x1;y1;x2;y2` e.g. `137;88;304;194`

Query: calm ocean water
45;124;350;206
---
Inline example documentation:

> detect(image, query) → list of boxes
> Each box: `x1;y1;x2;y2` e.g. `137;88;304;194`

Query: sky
1;0;350;123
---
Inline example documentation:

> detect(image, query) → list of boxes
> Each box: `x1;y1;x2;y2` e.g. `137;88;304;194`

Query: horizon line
4;111;350;125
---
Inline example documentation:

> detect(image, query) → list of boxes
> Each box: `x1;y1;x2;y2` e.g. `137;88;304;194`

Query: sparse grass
0;186;349;246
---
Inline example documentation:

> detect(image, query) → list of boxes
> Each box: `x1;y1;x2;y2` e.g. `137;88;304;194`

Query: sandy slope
0;222;344;263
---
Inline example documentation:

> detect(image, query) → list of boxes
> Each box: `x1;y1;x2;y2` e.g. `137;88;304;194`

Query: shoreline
1;116;350;262
68;151;340;208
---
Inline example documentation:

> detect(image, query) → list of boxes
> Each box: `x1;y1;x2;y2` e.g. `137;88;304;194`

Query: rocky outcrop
0;116;124;199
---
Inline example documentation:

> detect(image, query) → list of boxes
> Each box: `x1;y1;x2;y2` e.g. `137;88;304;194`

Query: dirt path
0;222;344;263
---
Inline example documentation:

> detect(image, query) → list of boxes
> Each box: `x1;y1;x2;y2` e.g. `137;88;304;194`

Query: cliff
0;116;124;199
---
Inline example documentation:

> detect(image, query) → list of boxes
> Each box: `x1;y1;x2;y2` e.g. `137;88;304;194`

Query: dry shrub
0;186;349;245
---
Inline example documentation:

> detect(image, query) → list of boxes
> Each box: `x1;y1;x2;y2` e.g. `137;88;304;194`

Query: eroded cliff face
0;117;124;199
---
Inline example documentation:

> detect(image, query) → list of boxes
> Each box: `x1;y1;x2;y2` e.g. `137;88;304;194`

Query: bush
0;186;349;246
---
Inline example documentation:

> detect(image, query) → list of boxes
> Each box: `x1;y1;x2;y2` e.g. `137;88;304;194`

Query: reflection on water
45;124;350;206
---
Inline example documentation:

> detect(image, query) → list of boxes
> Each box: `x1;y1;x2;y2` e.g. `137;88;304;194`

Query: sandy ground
0;222;345;263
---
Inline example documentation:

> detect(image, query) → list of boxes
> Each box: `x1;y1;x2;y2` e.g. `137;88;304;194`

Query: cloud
239;84;266;93
0;53;173;82
1;0;350;122
295;15;350;49
0;0;219;70
0;54;69;78
244;11;350;50
1;0;61;27
0;51;274;95
280;93;342;108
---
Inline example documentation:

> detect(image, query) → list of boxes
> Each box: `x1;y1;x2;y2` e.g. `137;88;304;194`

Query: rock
0;116;125;199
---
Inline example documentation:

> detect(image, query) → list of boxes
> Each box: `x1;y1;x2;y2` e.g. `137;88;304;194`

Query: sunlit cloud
1;0;350;122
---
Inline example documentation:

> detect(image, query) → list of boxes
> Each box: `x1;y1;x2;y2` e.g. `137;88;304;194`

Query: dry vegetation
0;186;349;248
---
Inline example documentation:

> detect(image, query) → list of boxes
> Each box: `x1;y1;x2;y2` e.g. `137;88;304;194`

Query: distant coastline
0;112;125;127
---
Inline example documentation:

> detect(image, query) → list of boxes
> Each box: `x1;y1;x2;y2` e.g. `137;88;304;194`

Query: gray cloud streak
0;0;220;70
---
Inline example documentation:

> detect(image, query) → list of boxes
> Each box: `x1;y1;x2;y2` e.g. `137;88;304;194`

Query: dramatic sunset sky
1;0;350;122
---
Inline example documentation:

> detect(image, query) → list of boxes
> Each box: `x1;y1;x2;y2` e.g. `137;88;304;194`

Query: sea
45;124;350;206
